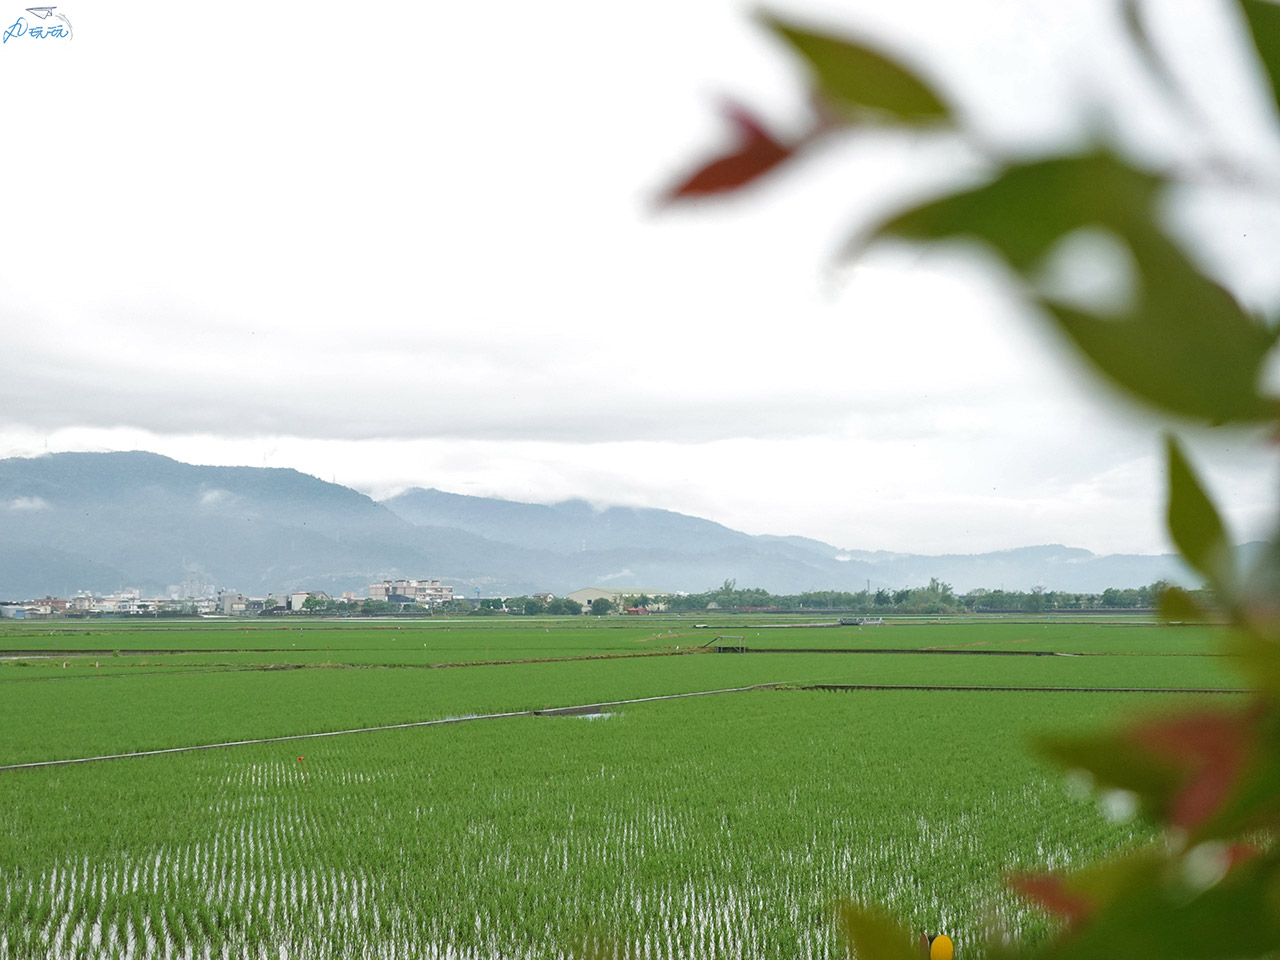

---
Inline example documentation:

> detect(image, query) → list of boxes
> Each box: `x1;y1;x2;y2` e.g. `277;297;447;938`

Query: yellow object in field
930;934;954;960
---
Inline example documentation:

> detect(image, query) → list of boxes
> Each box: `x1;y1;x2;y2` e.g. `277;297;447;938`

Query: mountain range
0;451;1195;600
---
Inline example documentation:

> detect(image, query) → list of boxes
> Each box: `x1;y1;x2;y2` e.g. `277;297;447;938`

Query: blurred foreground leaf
1240;0;1280;116
836;902;920;960
660;103;794;202
1008;873;1097;925
1011;848;1168;930
1039;731;1180;822
868;152;1278;423
1166;437;1238;592
1042;847;1280;960
1041;707;1261;836
1129;711;1255;835
1040;231;1278;424
1158;586;1210;623
1226;630;1280;697
761;14;950;123
866;153;1158;270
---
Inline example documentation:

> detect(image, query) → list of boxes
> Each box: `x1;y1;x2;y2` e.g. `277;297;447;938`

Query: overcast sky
2;0;1278;556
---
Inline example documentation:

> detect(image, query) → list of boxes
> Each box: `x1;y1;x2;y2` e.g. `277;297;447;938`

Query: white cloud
7;496;50;511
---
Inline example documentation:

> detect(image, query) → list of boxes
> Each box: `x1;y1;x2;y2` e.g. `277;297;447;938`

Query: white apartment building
368;578;453;605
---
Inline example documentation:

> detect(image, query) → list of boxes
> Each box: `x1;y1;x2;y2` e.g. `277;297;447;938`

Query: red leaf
661;103;795;202
1009;873;1094;924
1130;712;1254;830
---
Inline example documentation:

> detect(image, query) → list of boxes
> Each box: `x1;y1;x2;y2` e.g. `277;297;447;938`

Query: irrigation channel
0;683;779;772
0;676;1250;773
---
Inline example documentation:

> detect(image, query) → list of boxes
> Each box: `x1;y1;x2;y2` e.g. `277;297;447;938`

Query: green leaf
1158;587;1210;623
1224;629;1280;698
1010;848;1166;928
835;902;920;960
867;152;1279;423
1038;731;1180;823
1040;229;1278;424
1041;708;1265;836
1240;0;1280;117
1201;745;1280;838
1042;848;1280;960
867;152;1160;271
1166;436;1238;591
761;14;949;122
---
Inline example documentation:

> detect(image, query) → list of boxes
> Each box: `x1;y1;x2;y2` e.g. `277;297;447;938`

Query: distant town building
219;592;249;616
93;591;145;615
368;579;453;606
289;591;329;611
566;588;670;611
5;588;330;618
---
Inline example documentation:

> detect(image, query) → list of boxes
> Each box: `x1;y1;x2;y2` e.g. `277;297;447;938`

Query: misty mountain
379;488;758;554
0;452;540;598
0;452;1194;601
380;488;1194;595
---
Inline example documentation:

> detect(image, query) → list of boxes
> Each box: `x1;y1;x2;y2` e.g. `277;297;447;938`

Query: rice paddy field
0;616;1246;958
